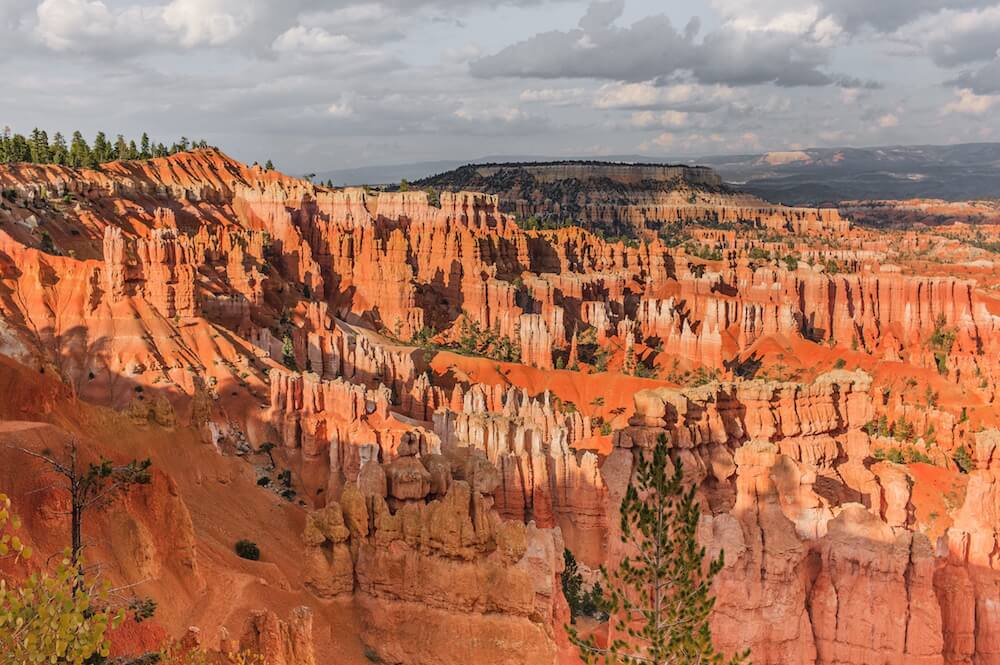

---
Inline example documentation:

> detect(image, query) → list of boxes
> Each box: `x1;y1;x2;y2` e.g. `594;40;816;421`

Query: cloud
272;25;357;53
628;110;689;129
712;0;993;35
952;57;1000;94
877;113;899;127
471;3;837;87
32;0;275;53
34;0;160;52
818;0;989;34
519;87;587;105
894;5;1000;67
327;99;354;117
943;88;999;114
593;82;738;111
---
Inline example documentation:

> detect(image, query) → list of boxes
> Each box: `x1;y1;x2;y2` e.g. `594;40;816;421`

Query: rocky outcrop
5;150;1000;665
236;607;317;665
301;444;566;665
416;161;847;236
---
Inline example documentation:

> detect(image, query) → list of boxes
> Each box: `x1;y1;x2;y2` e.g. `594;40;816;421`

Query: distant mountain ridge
317;143;1000;204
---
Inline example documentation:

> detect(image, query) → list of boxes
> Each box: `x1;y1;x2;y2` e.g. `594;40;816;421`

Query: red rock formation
4;151;1000;665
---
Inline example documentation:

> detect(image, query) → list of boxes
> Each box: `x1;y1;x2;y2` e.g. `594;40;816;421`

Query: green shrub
953;445;974;473
235;539;260;561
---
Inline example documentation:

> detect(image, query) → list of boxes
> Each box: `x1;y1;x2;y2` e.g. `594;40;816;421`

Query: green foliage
953;445;974;474
454;315;521;363
687;367;720;387
0;125;210;166
592;348;609;373
281;334;297;371
399;179;410;192
39;230;56;255
568;435;750;665
519;215;572;232
893;416;915;443
656;223;691;248
425;187;440;208
930;314;956;375
0;492;32;560
0;552;124;664
264;159;274;171
873;446;932;465
925;386;939;407
1;494;125;665
562;548;584;622
782;254;799;271
863;415;891;438
235;539;260;561
686;243;723;261
833;358;847;369
823;259;843;274
562;549;608;624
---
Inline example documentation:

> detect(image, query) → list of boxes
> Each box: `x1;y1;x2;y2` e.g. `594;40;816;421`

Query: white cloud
273;26;357;53
943;88;998;114
629;110;689;129
34;0;259;51
878;113;899;127
520;87;586;104
34;0;158;51
594;82;737;110
161;0;252;47
894;5;1000;67
327;100;354;117
652;132;675;147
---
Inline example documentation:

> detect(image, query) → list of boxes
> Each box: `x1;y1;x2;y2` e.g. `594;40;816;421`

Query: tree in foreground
1;492;125;664
568;434;751;665
12;442;152;577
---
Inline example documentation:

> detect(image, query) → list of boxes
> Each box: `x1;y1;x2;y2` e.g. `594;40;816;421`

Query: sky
2;0;1000;173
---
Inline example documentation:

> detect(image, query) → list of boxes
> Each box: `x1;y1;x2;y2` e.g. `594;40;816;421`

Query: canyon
1;149;999;665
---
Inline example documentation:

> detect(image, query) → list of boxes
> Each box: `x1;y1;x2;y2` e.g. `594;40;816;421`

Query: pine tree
29;128;51;163
69;131;91;167
51;132;69;164
92;131;112;163
568;434;750;665
8;133;30;162
562;548;585;623
128;139;139;160
113;134;128;161
0;126;11;163
264;159;274;171
140;132;151;159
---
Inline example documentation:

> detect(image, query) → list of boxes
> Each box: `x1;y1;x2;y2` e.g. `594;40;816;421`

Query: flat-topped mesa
416;160;848;235
471;162;723;187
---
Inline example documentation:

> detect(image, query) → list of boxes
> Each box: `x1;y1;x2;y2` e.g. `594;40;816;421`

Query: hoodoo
1;146;999;665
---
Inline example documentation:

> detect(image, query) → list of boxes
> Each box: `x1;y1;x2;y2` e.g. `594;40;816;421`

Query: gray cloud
952;59;1000;94
470;5;837;87
2;0;1000;172
817;0;989;33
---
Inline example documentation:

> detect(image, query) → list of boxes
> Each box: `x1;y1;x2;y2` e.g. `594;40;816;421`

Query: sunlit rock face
2;150;1000;665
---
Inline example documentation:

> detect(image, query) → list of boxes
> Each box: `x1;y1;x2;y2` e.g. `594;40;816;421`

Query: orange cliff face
1;149;1000;665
